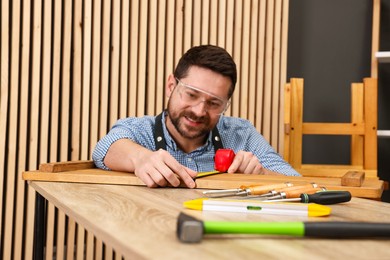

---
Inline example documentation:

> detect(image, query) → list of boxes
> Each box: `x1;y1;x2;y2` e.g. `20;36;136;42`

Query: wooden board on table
23;163;384;199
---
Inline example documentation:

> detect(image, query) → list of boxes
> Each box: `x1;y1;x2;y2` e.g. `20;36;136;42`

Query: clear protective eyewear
175;78;230;115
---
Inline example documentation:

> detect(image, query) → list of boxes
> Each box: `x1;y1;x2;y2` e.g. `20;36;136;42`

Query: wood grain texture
23;168;384;199
29;181;390;259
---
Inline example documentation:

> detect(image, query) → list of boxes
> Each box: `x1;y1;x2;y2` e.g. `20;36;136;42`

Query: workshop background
1;0;389;259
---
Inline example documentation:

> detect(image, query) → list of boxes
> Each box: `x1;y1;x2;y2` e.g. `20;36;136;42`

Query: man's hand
104;139;197;188
227;150;265;174
227;150;282;175
133;149;197;188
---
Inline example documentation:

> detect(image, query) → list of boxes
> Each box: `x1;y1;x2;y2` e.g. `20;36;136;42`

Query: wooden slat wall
0;0;289;258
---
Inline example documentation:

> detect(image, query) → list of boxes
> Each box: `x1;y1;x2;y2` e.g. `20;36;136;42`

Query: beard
167;101;214;140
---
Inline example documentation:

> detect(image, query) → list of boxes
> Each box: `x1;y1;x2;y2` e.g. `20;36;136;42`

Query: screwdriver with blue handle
263;191;352;205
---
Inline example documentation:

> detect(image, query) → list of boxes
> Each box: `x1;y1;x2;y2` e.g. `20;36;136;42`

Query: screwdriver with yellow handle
242;182;320;198
202;182;295;197
202;182;320;198
264;186;328;200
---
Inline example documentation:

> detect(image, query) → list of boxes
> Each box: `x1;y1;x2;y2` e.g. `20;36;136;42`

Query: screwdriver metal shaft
203;182;296;197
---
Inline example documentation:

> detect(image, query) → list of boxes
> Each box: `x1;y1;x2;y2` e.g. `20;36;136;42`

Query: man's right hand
104;139;197;188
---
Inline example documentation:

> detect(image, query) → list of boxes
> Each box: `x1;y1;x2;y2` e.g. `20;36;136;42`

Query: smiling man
92;45;300;188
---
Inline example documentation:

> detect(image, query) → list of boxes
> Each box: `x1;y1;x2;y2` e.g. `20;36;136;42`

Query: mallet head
177;213;204;243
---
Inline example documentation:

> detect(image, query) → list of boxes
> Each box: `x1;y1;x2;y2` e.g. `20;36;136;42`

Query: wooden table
29;181;390;259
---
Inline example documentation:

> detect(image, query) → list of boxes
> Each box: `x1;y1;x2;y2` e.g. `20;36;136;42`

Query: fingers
227;151;265;174
134;149;196;188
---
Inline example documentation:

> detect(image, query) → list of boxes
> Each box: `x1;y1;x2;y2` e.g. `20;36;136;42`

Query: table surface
30;181;390;259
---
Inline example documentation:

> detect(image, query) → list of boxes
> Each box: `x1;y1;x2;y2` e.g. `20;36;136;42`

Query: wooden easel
283;78;378;179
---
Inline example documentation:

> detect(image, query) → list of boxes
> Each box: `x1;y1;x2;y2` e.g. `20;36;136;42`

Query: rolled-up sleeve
92;116;155;170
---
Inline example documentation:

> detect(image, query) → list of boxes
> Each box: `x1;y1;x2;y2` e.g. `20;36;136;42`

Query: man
93;45;300;188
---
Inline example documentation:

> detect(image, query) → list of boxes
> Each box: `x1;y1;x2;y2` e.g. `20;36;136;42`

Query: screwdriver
251;182;319;198
264;186;327;200
202;182;295;197
264;191;352;205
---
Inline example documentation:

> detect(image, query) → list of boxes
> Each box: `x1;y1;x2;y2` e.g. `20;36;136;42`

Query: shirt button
187;158;192;162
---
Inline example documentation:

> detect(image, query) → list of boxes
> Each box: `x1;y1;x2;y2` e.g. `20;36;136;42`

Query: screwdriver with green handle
263;191;352;205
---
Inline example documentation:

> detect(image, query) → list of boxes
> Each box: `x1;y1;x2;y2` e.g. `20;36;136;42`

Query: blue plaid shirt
92;112;300;176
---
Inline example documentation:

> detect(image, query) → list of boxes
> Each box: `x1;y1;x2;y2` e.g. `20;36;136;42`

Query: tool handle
280;187;326;199
301;191;352;205
241;182;295;195
304;222;390;238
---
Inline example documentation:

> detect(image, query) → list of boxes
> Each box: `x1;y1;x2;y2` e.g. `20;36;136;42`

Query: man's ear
166;74;176;98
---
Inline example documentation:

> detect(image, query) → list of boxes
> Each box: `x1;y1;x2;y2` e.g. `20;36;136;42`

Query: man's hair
174;45;237;98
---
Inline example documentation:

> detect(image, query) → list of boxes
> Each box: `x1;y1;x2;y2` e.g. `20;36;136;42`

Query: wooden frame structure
284;78;378;178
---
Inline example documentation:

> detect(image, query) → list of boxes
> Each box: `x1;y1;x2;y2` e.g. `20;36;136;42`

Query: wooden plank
23;168;384;199
364;78;378;170
351;83;364;166
302;122;365;135
289;78;303;168
283;83;291;162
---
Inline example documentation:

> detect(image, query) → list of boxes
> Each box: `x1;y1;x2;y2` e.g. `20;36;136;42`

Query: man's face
166;66;231;140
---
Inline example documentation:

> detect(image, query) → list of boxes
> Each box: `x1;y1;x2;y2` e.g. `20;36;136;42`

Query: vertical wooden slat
90;0;102;150
46;0;63;257
174;0;184;67
18;0;33;258
137;0;148;116
209;0;218;45
128;0;139;116
248;0;259;125
156;0;167;111
148;0;158;115
217;0;227;47
255;0;267;131
283;83;291;161
289;78;304;168
232;1;242;117
3;0;15;257
201;0;210;44
109;0;120;125
82;0;93;159
193;0;202;46
271;0;282;149
279;0;290;153
241;0;251;119
262;0;275;141
0;0;8;245
363;78;377;170
351;83;364;166
183;0;193;51
120;0;130;118
99;0;111;137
